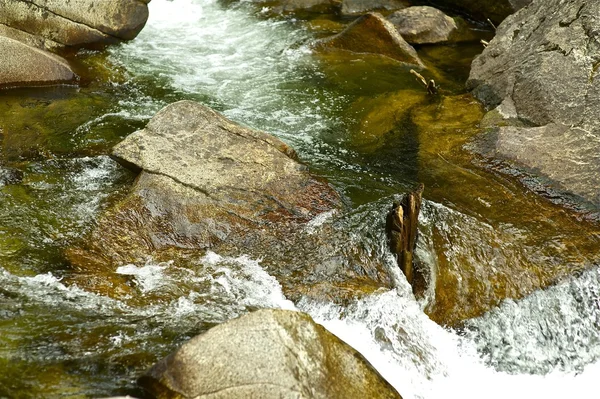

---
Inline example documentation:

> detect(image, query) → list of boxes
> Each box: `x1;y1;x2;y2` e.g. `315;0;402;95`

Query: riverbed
1;0;600;398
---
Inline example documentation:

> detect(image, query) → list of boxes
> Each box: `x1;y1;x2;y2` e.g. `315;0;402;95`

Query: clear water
1;0;600;398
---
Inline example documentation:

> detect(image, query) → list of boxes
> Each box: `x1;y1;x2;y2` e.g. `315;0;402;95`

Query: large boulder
315;13;424;67
0;35;75;87
427;0;532;25
139;309;402;399
67;101;393;304
387;6;458;44
0;0;149;48
467;0;600;206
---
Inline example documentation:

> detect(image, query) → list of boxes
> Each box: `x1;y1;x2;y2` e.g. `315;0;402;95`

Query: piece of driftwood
386;184;424;285
410;69;437;95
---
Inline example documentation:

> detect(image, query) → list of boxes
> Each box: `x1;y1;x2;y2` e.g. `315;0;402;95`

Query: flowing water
1;0;600;398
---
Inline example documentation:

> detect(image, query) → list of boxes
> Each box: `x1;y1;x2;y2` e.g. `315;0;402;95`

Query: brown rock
315;13;424;67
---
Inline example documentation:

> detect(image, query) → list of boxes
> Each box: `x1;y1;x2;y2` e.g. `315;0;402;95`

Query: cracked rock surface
0;0;149;47
140;309;401;399
467;0;600;206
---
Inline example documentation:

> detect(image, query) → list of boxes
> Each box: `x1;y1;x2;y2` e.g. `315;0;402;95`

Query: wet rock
427;0;532;25
0;0;149;48
387;6;458;44
315;13;424;67
68;101;393;304
476;124;600;205
139;309;401;399
340;0;408;16
467;0;600;206
0;36;75;88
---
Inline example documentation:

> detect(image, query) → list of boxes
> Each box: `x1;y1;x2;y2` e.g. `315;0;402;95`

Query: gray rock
0;35;75;87
0;0;149;47
388;6;457;44
480;124;600;205
315;13;424;67
467;0;600;205
340;0;408;16
140;309;401;399
427;0;532;24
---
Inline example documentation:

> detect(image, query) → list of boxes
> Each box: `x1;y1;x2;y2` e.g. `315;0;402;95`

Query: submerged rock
467;0;600;206
0;0;149;48
387;6;458;44
340;0;408;16
68;100;393;304
315;13;424;67
0;36;75;88
140;309;402;399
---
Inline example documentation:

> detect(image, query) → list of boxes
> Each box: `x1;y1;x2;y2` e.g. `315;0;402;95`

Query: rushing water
1;0;600;398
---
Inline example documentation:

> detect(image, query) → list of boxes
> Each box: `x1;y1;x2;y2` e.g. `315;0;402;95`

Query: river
1;0;599;397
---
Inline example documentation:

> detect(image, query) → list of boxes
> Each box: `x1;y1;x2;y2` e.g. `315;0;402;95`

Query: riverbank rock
388;6;457;44
315;13;424;67
467;0;600;206
67;100;394;304
0;35;75;88
428;0;531;25
0;0;149;48
340;0;408;16
139;309;401;399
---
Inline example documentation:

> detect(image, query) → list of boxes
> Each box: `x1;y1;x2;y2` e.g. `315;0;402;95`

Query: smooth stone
315;13;424;67
388;6;457;44
139;309;402;399
0;35;75;88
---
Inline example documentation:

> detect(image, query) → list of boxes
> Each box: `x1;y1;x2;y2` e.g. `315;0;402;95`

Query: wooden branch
410;69;437;95
386;184;424;285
